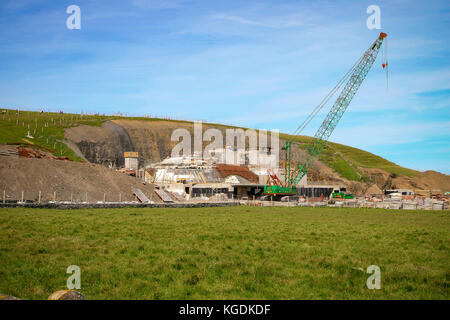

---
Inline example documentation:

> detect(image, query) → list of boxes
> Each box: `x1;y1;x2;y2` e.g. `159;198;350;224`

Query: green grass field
0;206;448;300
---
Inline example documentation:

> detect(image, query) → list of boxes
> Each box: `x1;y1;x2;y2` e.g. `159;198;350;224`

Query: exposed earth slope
64;119;449;195
0;152;160;203
0;109;448;195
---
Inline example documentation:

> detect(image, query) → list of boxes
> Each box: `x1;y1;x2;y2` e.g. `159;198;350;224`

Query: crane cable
290;49;366;137
382;37;388;90
291;37;382;138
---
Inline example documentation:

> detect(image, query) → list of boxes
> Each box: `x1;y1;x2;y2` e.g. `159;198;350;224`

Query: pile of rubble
17;147;70;161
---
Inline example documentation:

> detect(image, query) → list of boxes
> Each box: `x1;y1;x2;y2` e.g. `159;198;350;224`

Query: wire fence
0;105;238;126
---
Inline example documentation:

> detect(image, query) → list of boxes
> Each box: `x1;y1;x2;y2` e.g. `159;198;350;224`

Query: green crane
264;32;388;196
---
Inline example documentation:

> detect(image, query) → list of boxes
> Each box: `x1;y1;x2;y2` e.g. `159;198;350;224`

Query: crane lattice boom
265;32;387;196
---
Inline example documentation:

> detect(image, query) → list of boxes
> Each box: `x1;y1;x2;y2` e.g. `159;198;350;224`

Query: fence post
53;191;56;202
103;193;106;203
38;191;41;204
21;191;24;203
2;190;5;204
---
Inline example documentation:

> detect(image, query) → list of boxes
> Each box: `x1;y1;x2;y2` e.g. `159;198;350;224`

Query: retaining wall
0;201;239;210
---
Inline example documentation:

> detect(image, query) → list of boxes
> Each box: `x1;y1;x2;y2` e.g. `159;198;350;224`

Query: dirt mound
361;167;450;193
364;184;383;195
416;170;450;191
17;147;70;161
0;153;161;203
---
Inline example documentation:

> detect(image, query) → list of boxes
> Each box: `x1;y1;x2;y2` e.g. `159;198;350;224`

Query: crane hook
382;38;388;90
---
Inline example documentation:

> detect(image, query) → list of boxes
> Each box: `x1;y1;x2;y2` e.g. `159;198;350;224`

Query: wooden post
53;191;56;202
103;193;106;203
70;192;73;202
38;191;41;204
21;191;24;203
85;192;88;203
119;193;121;202
2;190;5;204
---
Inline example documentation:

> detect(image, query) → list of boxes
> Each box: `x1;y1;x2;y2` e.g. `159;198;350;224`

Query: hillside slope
1;109;449;195
65;120;449;195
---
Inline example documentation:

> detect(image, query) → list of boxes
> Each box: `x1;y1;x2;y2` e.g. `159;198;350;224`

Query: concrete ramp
154;189;174;203
133;188;151;203
168;192;184;202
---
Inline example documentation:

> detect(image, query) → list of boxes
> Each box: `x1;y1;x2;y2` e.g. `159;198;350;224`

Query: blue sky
0;0;449;173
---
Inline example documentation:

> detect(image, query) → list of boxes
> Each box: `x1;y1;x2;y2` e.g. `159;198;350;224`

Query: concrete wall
125;157;139;170
0;201;238;210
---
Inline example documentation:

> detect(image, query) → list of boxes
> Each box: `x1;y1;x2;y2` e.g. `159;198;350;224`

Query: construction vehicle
331;192;355;200
265;32;388;196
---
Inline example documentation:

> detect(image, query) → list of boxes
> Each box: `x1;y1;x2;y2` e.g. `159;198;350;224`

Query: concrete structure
385;189;414;196
144;155;350;202
296;184;346;198
232;184;265;199
124;152;139;171
190;183;231;199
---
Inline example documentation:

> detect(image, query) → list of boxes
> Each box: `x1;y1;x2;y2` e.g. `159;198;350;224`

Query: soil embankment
0;153;160;203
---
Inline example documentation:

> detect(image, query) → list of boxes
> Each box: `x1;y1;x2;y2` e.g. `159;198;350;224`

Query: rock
0;293;21;300
48;290;86;300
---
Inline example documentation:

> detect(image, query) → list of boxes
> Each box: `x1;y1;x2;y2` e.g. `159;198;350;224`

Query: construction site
1;0;450;302
0;112;449;211
0;33;448;211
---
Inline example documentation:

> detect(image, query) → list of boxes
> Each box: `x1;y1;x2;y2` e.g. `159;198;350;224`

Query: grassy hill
0;109;106;162
0;108;418;182
281;133;418;181
0;109;196;162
